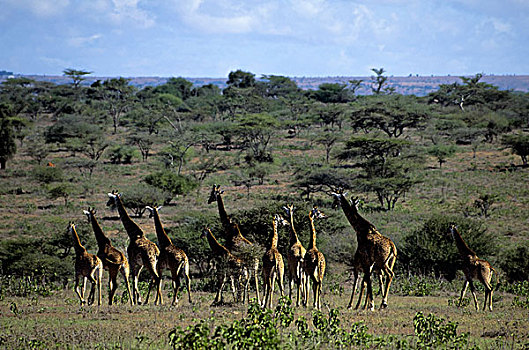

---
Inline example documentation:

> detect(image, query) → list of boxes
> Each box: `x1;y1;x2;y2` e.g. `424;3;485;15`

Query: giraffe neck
287;212;300;246
205;229;230;257
114;195;144;238
151;209;172;248
270;219;279;249
70;227;86;256
89;214;111;249
451;227;476;257
339;196;373;242
216;194;231;229
308;214;317;250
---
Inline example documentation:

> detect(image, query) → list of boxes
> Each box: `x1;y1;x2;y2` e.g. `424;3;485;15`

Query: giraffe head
207;184;223;204
106;190;121;207
83;207;96;222
310;206;326;220
274;214;289;227
145;206;163;218
282;204;295;218
200;226;211;239
68;221;76;233
448;223;458;240
330;190;348;209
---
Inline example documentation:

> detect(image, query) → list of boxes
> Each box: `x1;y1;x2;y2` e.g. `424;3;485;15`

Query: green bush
401;214;496;280
32;165;64;184
498;241;529;282
107;145;138;164
118;185;172;217
145;171;198;202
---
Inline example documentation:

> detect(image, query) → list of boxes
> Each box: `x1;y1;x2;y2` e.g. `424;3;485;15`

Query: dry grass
1;286;527;349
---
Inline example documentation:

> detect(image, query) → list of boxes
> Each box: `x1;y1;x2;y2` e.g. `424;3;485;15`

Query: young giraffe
283;204;307;307
106;191;161;305
331;192;397;310
262;214;289;308
303;206;327;310
201;227;249;305
83;207;134;305
68;222;103;306
449;224;496;311
207;184;260;304
145;206;192;306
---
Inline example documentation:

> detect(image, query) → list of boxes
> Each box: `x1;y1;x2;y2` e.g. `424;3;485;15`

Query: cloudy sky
1;0;528;78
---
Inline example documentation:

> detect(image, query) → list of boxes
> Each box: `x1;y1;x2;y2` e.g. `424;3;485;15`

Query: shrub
401;214;496;280
145;171;198;202
118;185;171;217
413;312;470;349
107;145;137;164
498;240;529;282
32;165;64;184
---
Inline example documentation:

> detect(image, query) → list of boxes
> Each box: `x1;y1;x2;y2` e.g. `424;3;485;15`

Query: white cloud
108;0;156;28
1;0;70;17
68;34;103;47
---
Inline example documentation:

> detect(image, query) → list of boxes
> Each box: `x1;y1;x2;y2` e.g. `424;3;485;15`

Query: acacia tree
351;95;430;138
63;68;92;89
235;113;278;163
0;103;27;169
336;135;421;210
370;68;394;95
95;78;136;134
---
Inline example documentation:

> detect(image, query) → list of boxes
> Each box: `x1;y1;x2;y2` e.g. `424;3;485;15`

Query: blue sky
1;0;528;78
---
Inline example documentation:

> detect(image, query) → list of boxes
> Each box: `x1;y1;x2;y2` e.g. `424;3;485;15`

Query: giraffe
283;204;307;307
207;184;260;304
303;206;327;310
449;224;496;311
262;214;289;308
83;207;134;306
145;206;192;306
331;192;397;310
68;222;103;306
201;227;249;305
106;191;161;305
349;252;389;310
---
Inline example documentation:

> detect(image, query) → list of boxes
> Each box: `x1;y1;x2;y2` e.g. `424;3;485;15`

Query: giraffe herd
69;185;497;312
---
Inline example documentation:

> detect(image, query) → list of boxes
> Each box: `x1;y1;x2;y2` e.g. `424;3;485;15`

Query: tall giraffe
303;206;327;310
449;224;496;311
262;214;289;308
283;204;307;307
68;222;103;306
207;184;260;304
145;206;192;306
201;227;248;305
331;192;397;310
83;207;134;305
106;191;161;305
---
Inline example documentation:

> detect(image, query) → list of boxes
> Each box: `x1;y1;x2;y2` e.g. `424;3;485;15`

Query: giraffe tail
491;266;500;291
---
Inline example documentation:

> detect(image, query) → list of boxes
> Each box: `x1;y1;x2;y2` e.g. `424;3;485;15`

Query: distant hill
2;73;528;96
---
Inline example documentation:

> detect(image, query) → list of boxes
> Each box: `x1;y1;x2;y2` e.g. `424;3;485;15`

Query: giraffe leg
74;274;85;305
348;270;359;309
459;280;469;307
278;264;285;298
468;280;479;311
87;272;97;306
120;265;134;306
96;265;102;306
253;263;261;305
363;272;375;311
171;268;181;306
380;267;395;309
355;278;366;310
270;272;277;308
108;267;119;305
183;262;192;304
131;263;143;305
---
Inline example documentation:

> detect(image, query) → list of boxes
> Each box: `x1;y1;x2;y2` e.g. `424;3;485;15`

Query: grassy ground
1;285;528;349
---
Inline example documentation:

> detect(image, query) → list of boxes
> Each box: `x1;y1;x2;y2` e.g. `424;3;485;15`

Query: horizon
1;1;528;78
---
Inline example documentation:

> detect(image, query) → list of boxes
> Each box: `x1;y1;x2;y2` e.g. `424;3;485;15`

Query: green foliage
413;312;470;349
31;165;64;184
401;214;495;280
498;240;529;282
144;171;197;201
118;185;171;216
0;102;19;169
502;133;529;165
47;182;75;206
427;144;457;168
107;144;137;164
